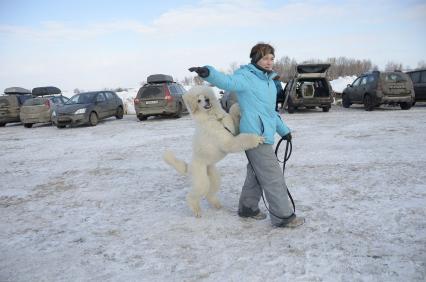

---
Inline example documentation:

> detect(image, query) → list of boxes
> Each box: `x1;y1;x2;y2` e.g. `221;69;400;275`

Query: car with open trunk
283;64;334;113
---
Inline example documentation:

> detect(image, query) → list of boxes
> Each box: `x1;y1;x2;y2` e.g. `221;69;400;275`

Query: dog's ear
183;93;198;113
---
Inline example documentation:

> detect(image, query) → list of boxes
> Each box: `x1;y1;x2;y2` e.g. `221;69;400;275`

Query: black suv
134;74;187;121
406;68;426;105
342;71;414;111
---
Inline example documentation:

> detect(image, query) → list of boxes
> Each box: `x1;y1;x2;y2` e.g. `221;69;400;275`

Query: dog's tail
163;150;189;175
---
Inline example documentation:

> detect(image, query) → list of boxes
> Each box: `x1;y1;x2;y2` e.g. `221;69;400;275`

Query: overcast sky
1;0;425;92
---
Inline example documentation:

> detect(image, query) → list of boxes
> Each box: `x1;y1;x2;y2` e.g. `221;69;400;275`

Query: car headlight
74;108;86;115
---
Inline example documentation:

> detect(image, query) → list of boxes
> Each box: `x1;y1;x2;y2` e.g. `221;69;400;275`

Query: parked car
220;91;238;112
0;87;33;127
342;71;414;111
20;86;68;128
52;91;123;128
284;64;333;113
406;68;426;105
134;74;187;121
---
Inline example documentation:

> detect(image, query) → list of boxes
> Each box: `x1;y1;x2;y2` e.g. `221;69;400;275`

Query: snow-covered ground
1;104;425;281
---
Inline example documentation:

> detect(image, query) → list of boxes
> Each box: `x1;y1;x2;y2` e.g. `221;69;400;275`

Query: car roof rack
147;74;174;84
4;87;32;95
32;86;62;96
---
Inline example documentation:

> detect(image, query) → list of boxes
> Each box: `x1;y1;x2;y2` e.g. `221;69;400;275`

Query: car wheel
24;123;33;128
115;106;124;119
400;102;411;110
287;97;295;114
57;125;66;129
89;112;98;126
0;123;5;127
138;115;147;121
363;94;374;111
174;103;182;118
342;93;351;108
322;106;330;112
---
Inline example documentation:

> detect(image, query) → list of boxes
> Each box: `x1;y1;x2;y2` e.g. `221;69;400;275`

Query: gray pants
238;144;293;225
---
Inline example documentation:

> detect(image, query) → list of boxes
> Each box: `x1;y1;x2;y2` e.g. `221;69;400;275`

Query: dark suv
284;64;333;113
342;71;414;111
406;68;426;105
0;87;33;127
134;74;187;121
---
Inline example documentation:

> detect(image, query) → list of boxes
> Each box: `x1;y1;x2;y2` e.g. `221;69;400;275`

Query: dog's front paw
244;134;265;149
251;135;265;146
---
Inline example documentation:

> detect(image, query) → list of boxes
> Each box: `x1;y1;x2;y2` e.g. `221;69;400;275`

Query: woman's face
257;53;274;71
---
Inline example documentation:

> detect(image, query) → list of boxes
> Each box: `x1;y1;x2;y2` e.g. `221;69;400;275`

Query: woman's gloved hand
283;133;292;141
188;67;210;78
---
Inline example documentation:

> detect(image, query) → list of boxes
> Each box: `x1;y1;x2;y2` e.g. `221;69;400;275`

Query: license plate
145;100;158;105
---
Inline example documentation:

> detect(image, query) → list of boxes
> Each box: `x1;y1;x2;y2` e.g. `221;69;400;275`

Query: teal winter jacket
204;64;290;144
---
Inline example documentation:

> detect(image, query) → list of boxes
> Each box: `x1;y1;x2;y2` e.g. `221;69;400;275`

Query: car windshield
139;86;164;99
23;97;46;106
66;93;97;104
385;73;407;83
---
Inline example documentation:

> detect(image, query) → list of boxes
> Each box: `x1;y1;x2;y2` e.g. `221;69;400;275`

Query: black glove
283;133;292;141
188;67;210;78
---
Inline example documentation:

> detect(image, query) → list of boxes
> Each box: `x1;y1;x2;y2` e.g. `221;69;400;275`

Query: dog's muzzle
203;98;212;109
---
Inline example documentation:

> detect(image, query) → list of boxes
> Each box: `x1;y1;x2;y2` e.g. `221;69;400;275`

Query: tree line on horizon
75;56;426;92
181;56;426;85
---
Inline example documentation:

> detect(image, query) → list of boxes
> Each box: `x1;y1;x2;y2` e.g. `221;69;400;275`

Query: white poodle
163;86;264;217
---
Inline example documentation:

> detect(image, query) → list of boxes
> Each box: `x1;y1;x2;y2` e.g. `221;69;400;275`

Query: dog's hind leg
187;162;209;217
206;165;222;209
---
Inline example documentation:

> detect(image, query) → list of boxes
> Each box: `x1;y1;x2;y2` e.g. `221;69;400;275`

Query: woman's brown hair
250;43;275;64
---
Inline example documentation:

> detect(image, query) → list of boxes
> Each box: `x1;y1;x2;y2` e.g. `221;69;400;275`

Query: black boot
238;206;267;220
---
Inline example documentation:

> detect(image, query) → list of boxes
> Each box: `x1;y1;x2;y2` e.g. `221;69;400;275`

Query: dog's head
183;86;224;117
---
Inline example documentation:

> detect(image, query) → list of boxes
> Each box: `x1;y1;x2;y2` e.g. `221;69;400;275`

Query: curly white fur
163;86;264;217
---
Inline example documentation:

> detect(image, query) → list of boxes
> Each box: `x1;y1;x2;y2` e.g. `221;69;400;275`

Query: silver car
20;95;69;128
20;86;68;128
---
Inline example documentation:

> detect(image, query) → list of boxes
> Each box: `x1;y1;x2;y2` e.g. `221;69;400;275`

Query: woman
189;43;304;228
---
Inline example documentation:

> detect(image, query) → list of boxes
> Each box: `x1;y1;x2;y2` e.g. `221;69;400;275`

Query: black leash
245;137;295;220
274;137;296;213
